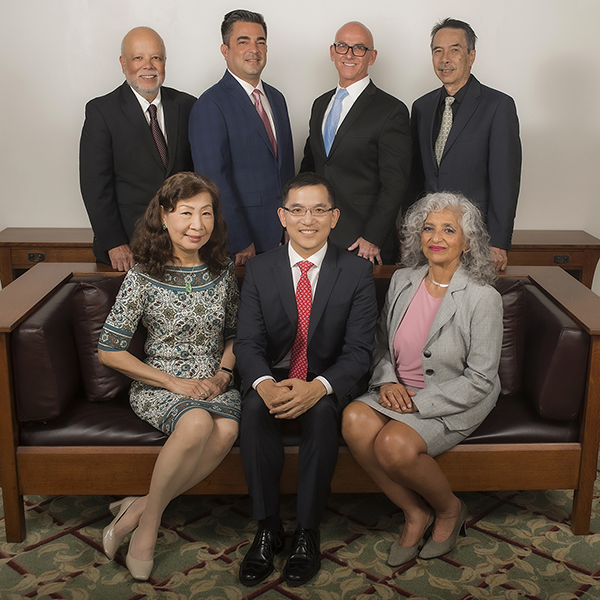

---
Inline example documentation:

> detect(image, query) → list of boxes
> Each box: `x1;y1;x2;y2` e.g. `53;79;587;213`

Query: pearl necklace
427;273;450;288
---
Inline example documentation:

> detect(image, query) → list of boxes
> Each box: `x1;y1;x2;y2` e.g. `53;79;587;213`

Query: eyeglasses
333;42;373;57
282;206;334;217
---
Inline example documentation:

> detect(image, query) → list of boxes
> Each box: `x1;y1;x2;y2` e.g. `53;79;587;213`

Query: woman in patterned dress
98;172;241;581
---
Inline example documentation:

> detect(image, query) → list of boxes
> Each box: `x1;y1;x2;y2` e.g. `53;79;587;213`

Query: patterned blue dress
98;262;241;434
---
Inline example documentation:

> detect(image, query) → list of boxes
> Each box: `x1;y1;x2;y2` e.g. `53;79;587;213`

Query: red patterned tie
288;261;313;380
148;103;169;168
252;89;278;158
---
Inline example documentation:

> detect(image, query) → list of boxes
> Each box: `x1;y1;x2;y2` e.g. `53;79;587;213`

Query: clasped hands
165;370;231;402
257;378;326;419
378;383;419;413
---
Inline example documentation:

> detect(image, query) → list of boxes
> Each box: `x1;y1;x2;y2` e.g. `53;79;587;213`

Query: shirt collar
287;242;328;269
228;69;266;98
440;74;472;105
337;75;370;101
130;86;163;112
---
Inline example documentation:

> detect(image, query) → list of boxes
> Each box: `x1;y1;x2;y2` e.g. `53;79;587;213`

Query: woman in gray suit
342;192;502;566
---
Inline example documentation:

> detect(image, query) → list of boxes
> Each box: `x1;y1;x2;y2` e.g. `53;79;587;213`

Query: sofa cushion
495;278;526;396
13;283;81;422
72;276;146;402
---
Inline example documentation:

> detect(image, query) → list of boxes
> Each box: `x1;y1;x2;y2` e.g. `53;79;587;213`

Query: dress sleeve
223;262;240;342
98;267;147;351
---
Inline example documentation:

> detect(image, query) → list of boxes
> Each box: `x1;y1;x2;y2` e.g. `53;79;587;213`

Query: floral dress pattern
98;262;241;434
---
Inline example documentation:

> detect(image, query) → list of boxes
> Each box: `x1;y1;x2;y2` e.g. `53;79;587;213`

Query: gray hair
430;18;477;53
401;192;496;285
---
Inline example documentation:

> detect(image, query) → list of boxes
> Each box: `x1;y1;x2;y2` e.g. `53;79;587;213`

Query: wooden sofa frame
1;263;599;542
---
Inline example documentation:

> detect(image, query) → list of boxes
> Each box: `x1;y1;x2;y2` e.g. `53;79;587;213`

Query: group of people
82;8;512;587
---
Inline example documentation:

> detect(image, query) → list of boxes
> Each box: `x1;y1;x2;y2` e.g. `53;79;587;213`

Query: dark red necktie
252;89;278;158
288;261;313;380
148;103;169;168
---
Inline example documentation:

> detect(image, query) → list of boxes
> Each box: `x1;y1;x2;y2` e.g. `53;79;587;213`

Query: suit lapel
307;245;340;344
329;82;376;156
441;77;481;160
425;88;442;169
263;82;285;166
224;72;278;162
271;246;297;328
162;88;180;174
120;83;165;171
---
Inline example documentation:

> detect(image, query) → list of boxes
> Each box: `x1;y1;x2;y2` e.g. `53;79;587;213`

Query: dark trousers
240;387;342;530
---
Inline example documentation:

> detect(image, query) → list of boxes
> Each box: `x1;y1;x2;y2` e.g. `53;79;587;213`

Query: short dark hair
431;18;477;53
221;9;267;45
131;172;230;279
281;172;336;208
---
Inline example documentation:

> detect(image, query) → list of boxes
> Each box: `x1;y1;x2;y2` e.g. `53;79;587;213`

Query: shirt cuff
315;376;333;396
252;375;275;389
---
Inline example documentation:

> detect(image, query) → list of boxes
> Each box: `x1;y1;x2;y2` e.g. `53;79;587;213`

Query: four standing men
408;18;522;270
234;172;378;586
301;22;411;264
80;27;196;271
189;10;295;265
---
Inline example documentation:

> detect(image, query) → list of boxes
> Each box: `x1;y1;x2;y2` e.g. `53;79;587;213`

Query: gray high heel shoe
388;511;434;567
419;500;468;559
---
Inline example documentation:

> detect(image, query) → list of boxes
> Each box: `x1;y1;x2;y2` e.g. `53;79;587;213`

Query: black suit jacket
234;243;378;403
79;82;196;262
300;81;411;252
408;76;521;250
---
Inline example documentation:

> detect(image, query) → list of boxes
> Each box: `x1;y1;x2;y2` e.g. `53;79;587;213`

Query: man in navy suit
189;10;294;265
408;18;522;270
234;172;378;586
80;27;196;270
301;22;411;265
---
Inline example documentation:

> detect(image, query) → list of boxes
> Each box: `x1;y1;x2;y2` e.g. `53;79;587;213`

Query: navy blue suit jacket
79;82;196;262
234;243;378;403
189;71;295;255
301;82;411;251
408;76;521;250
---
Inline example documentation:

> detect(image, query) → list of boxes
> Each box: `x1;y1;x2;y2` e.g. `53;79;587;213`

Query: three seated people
98;172;503;584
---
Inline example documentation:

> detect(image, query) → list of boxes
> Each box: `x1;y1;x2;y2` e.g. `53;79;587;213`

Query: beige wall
2;0;600;291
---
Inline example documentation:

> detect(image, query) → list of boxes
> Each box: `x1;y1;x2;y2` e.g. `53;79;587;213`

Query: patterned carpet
1;477;599;600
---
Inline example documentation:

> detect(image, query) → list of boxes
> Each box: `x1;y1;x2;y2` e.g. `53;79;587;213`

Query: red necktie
288;261;313;380
252;89;278;158
148;104;169;168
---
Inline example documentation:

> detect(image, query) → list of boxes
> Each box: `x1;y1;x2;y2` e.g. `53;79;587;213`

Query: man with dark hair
301;21;411;265
189;10;294;265
408;17;522;271
234;172;378;586
80;27;196;271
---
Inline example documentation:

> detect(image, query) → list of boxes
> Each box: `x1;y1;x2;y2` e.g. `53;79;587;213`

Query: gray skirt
354;390;472;457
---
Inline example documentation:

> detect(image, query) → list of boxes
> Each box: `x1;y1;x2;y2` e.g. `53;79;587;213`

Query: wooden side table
0;228;96;287
508;230;600;288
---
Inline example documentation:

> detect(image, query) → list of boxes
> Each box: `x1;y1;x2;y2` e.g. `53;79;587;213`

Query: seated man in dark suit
234;172;378;587
80;27;195;271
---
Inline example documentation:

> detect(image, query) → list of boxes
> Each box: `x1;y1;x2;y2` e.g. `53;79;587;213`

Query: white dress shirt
130;87;168;145
228;70;277;141
321;76;371;136
252;242;333;395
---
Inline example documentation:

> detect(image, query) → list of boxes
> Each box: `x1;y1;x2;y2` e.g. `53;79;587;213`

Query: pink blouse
393;279;443;388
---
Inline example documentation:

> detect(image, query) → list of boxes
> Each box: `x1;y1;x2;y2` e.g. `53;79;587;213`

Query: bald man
80;27;196;270
300;22;411;264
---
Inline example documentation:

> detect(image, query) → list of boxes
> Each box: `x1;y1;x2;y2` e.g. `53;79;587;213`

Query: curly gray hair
401;192;497;285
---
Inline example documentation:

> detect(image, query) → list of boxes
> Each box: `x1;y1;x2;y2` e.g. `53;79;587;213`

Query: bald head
120;27;166;102
330;21;377;87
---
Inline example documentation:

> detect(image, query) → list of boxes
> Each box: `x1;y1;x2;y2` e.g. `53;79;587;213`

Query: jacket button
425;369;434;376
423;350;431;358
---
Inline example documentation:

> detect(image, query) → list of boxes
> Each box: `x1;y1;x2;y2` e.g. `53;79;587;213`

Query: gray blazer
370;265;503;432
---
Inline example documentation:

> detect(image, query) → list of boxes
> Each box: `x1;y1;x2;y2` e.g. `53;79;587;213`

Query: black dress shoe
283;528;321;587
239;526;285;587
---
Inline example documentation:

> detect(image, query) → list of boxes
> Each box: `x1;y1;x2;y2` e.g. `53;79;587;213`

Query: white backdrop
2;0;600;291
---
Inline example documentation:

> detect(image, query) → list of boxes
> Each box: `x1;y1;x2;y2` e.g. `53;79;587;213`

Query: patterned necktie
252;89;278;157
148;104;169;168
435;96;455;166
288;261;314;380
323;87;349;155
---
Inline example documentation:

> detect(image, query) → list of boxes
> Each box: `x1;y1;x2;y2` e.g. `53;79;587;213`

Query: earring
162;223;167;230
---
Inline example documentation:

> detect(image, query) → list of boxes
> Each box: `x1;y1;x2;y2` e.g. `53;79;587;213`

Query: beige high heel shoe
388;511;434;566
102;497;139;560
126;528;154;581
419;500;468;559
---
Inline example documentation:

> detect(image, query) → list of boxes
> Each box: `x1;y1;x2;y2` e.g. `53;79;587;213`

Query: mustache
438;65;456;71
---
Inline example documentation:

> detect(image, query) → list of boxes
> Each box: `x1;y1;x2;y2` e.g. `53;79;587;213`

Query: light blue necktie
323;88;349;155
